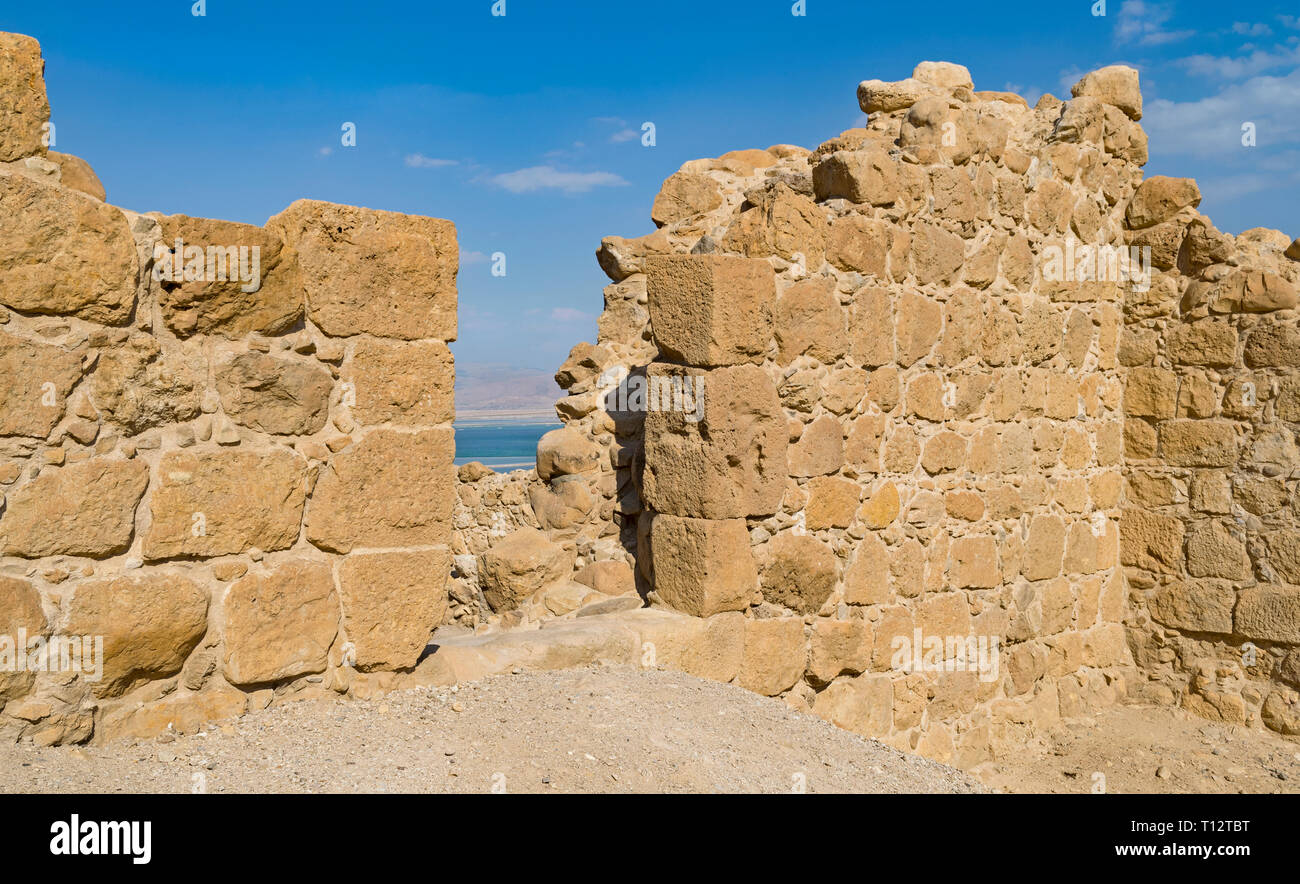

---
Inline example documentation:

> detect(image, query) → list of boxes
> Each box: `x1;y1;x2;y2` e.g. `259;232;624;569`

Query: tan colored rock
827;214;889;276
859;481;900;528
645;254;774;366
721;182;828;267
774;277;847;364
1236;586;1300;644
1124;366;1177;419
807;619;872;686
1071;65;1142;120
850;286;895;366
789;414;844;477
478;527;574;612
66;572;208;697
912;61;973;91
0;33;49;162
47;152;105;201
895;290;944;364
812;148;899;205
574;559;637;597
1184;520;1249;580
642;363;787;518
1159;420;1237;467
910;223;965;287
1126;176;1200;229
1209;270;1297;314
857;77;935;114
97;686;247;742
843;533;890;605
950;535;1000;588
89;333;204;435
1149;580;1235;634
268;199;457;340
339;548;449;669
536;427;601;480
306;428;454;553
813;673;893;737
155;214;303;338
651;515;754;617
651;170;723;227
805;475;860;530
1120;510;1185;573
1244;319;1300;368
623;608;743;683
0;331;82;437
1262;689;1300;736
344;338;454;427
223;559;338;685
144;449;307;560
217;352;333;435
0;576;45;702
1023;514;1066;581
1;458;147;558
738;618;805;696
0;169;136;324
760;532;839;614
1167;320;1237;367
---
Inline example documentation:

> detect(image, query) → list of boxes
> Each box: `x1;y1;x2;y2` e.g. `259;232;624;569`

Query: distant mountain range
454;362;561;418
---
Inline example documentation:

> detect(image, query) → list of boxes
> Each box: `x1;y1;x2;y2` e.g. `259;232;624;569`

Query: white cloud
1115;0;1194;46
549;307;593;322
609;128;639;143
1232;21;1273;37
1177;43;1300;78
461;250;489;265
405;153;457;168
490;165;629;194
1143;67;1300;158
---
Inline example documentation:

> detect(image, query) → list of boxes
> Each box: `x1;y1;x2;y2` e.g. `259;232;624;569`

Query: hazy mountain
454;362;561;416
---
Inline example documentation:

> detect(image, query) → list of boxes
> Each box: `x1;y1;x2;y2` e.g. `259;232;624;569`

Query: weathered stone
1071;65;1142;120
1167;320;1237;367
0;331;82;437
813;673;893;737
344;338;454;427
478;527;574;612
1;458;147;558
812;148;899;205
843;533;890;605
642;363;787;518
807;619;872;686
155;214;303;338
0;169;136;323
339;548;449;669
895;290;944;365
47;152;105;201
223;559;338;685
144;449;307;560
1262;689;1300;736
911;223;964;288
97;686;247;742
645;254;774;366
89;333;203;435
1120;510;1185;573
827;214;889;276
1185;520;1250;580
1126;176;1200;229
857;77;935;113
217;352;333;436
0;576;45;702
268;199;457;340
760;532;839;614
1235;586;1300;644
0;33;49;162
1159;420;1237;467
1149;580;1235;634
950;535;1000;588
805;475;860;530
850;286;895;366
1024;514;1066;581
536;427;601;480
789;415;844;478
651;170;723;227
774;277;847;364
651;515;755;617
738;618;805;696
306;429;454;553
1243;320;1300;368
721;182;828;267
66;573;208;697
1124;366;1177;419
573;559;637;597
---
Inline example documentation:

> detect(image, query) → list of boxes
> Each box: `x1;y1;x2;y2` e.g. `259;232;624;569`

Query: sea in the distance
454;417;561;471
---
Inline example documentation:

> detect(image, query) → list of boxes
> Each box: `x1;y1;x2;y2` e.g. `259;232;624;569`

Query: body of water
454;419;560;471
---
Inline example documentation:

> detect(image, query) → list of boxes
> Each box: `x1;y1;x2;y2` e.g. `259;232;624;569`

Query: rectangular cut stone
1;458;148;558
222;559;338;686
646;254;774;366
269;199;457;341
651;515;755;617
306;428;454;553
339;548;451;670
143;449;308;560
1159;420;1237;467
1235;585;1300;644
344;338;454;426
0;33;50;162
641;363;787;519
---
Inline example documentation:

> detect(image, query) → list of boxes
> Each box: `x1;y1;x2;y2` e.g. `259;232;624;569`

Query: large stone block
477;527;573;612
535;427;601;481
1071;65;1142;121
0;331;82;437
645;254;774;366
306;428;454;553
760;532;838;614
1243;320;1300;368
812;149;899;205
721;182;827;267
0;458;148;558
0;33;50;162
812;673;894;738
0;576;45;702
0;169;136;324
216;352;333;435
268;199;457;341
89;333;204;435
1235;586;1300;644
1125;176;1200;229
642;363;787;518
344;338;454;427
65;573;208;697
774;277;847;364
1185;520;1250;580
47;151;105;201
155;214;304;338
1120;509;1185;574
223;559;338;686
144;449;307;560
808;619;872;687
1149;580;1235;634
650;170;723;227
651;515;755;617
1159;420;1237;467
339;548;449;669
738;618;806;696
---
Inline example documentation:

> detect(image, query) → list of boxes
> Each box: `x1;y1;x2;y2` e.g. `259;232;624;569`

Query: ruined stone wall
0;33;457;744
1120;181;1300;735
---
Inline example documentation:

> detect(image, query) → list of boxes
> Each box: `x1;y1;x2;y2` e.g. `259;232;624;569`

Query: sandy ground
3;665;1296;794
0;667;979;794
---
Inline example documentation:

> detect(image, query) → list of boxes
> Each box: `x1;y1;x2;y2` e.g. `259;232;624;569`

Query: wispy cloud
1232;21;1273;38
405;153;457;168
1115;0;1194;46
1177;43;1300;79
609;128;639;143
1143;67;1300;158
461;250;489;265
489;165;629;194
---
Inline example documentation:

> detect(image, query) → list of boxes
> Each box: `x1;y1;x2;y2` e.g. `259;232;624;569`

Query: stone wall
0;33;457;744
1120;181;1300;734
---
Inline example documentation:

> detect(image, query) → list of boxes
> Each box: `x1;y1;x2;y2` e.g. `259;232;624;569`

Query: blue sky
5;0;1298;376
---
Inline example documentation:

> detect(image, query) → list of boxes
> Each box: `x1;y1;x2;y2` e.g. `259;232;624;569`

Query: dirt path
0;666;979;794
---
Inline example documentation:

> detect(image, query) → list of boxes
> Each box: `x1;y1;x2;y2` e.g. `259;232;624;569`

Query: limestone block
774;277;847;364
0;576;45;702
0;331;82;437
1;458;148;558
344;338;454;427
0;33;49;161
217;352;333;435
650;170;722;227
651;515;755;617
760;532;838;614
645;254;774;366
339;548;450;669
223;559;338;685
1071;65;1142;120
738;618;806;696
807;619;872;686
1149;580;1235;634
477;527;574;612
89;333;204;435
1235;586;1300;644
47;151;105;200
1126;176;1200;229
